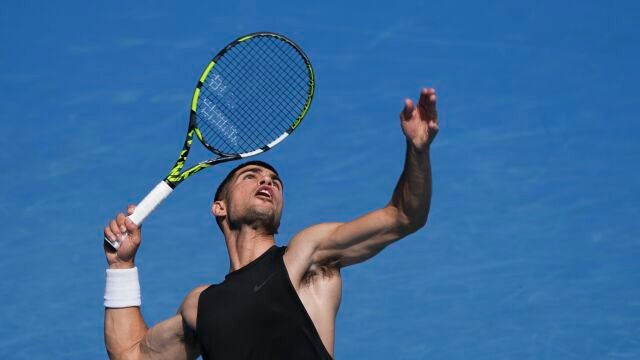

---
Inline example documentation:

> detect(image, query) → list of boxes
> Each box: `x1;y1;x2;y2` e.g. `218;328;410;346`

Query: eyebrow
236;167;282;185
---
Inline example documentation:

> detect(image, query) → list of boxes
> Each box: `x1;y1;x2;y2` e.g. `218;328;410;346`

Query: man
103;88;439;359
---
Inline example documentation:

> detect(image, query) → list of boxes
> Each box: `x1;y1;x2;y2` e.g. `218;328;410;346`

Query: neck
223;225;276;273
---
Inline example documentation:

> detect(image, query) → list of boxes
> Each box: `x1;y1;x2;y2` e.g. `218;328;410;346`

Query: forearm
389;140;432;232
104;263;148;359
105;307;148;359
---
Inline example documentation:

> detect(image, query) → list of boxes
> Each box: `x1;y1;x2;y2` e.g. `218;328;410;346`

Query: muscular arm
103;206;203;359
105;311;194;360
104;303;146;358
286;88;439;280
329;141;433;266
104;288;202;360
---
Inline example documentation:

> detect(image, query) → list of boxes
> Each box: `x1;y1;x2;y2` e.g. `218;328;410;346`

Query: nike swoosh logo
253;272;276;292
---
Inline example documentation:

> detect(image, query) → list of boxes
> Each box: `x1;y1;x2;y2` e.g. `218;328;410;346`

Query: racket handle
104;181;174;250
129;181;174;225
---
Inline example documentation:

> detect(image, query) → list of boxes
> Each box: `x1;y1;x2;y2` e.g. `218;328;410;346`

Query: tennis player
103;88;439;359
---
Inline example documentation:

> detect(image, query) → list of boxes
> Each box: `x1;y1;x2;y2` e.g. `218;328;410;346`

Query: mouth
254;186;274;202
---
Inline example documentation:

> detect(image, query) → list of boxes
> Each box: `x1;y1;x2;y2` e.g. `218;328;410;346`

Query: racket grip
104;181;174;250
129;181;174;225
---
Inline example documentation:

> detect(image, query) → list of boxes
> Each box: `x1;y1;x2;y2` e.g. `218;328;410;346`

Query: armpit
301;264;340;288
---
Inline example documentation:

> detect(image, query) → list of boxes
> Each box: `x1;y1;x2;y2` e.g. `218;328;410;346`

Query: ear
212;200;227;218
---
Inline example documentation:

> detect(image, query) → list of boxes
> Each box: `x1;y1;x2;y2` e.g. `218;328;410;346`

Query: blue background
1;1;639;358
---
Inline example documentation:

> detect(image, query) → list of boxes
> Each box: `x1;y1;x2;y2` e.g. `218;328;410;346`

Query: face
219;165;284;234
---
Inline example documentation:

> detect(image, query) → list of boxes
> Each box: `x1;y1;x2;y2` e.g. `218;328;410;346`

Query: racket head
190;32;315;158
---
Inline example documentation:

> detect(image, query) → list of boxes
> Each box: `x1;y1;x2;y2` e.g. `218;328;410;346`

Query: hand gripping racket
106;32;315;249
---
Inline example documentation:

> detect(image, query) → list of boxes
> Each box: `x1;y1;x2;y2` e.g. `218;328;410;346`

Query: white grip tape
104;181;173;250
129;181;174;225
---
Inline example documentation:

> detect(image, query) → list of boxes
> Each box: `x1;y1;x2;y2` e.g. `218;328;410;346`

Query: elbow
407;215;428;234
395;210;428;236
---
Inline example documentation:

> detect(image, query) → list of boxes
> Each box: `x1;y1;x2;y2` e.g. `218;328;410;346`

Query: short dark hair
213;160;281;229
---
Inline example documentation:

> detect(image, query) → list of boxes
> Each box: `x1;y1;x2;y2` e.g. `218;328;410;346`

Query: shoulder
179;285;211;331
284;223;343;289
286;222;343;261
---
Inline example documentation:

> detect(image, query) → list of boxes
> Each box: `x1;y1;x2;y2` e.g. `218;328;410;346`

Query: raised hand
104;205;142;269
400;88;439;150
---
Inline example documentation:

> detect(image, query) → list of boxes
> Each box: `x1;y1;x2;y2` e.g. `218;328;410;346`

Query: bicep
140;315;191;358
138;286;206;360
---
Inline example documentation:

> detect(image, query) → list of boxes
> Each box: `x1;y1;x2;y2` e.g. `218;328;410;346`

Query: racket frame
105;32;314;250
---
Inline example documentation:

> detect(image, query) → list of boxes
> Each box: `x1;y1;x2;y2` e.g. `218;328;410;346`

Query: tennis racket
105;32;315;249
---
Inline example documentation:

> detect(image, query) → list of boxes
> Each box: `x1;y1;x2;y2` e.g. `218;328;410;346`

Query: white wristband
104;267;141;308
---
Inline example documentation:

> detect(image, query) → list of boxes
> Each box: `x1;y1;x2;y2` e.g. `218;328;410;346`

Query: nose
259;175;273;186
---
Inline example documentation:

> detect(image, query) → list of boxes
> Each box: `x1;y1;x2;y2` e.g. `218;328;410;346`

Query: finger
127;204;136;216
429;90;437;109
401;98;414;120
110;219;123;237
419;88;436;106
116;213;128;234
418;88;431;109
104;226;116;243
423;89;438;122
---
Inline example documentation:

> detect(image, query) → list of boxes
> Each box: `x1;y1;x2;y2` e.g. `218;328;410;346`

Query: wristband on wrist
104;267;141;308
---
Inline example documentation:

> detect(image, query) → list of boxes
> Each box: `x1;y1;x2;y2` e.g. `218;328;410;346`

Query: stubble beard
228;205;280;235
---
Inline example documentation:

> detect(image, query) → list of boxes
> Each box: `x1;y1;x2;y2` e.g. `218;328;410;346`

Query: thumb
124;217;142;247
124;217;140;232
401;98;414;120
124;204;141;234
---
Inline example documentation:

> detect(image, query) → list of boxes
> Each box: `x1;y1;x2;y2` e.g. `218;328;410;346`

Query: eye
244;173;255;180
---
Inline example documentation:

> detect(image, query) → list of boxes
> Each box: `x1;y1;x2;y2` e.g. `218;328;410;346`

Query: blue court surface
1;1;639;359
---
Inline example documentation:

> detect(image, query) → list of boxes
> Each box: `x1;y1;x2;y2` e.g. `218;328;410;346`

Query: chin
254;211;281;234
244;208;281;234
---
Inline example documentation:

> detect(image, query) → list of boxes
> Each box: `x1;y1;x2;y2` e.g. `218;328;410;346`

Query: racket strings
251;42;308;132
225;41;299;135
195;35;311;155
254;41;309;119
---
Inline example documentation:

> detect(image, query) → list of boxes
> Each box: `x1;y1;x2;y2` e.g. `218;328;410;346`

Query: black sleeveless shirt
197;245;333;360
